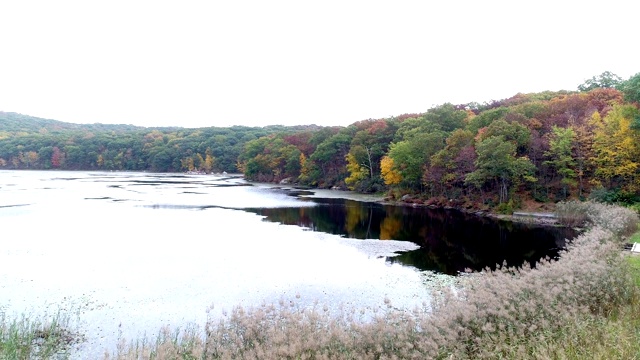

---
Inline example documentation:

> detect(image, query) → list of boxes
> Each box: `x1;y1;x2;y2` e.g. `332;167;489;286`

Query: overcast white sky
0;1;637;128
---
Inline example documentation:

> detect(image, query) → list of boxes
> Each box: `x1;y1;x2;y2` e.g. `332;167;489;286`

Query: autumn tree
298;153;313;184
427;129;475;197
22;151;39;168
380;156;402;185
569;117;595;198
204;148;216;173
543;126;576;199
181;156;195;171
344;152;368;190
194;153;204;171
344;119;397;192
591;104;640;192
239;136;303;181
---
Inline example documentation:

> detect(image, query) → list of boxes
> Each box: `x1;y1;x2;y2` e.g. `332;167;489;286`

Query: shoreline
253;180;563;227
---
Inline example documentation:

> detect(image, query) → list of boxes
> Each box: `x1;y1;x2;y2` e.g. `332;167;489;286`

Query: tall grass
105;201;640;359
556;200;639;238
0;309;79;359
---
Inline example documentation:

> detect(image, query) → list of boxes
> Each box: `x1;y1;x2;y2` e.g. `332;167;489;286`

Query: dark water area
247;198;578;275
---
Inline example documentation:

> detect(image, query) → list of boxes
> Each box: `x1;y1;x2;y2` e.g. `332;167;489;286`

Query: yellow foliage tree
380;156;402;185
204;148;216;173
345;153;367;190
181;157;195;171
298;153;313;183
204;154;215;173
591;105;640;191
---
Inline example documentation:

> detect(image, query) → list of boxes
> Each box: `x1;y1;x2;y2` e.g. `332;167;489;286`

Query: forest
2;71;640;211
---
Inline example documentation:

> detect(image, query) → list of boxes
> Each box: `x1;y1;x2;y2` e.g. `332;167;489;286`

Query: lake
246;197;575;275
0;170;575;358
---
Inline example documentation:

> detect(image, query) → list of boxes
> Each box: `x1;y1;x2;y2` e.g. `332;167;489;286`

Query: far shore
246;180;564;227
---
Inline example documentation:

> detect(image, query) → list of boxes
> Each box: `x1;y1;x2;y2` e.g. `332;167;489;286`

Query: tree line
0;112;319;173
2;71;639;210
238;71;640;209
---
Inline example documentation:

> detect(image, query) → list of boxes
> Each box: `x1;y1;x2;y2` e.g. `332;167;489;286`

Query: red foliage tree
51;146;64;168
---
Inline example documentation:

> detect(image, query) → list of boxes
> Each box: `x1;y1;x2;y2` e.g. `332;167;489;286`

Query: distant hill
0;111;324;173
0;111;160;134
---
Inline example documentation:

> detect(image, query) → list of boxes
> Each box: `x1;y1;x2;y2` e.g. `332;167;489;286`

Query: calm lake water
247;197;576;275
0;170;575;358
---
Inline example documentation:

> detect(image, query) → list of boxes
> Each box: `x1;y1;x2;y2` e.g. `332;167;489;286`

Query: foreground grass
106;205;640;360
0;310;78;359
546;254;640;360
5;202;640;359
629;254;640;286
629;231;640;246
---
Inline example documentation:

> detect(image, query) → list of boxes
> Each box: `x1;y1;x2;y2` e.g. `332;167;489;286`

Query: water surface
0;171;423;358
0;170;574;358
247;198;575;274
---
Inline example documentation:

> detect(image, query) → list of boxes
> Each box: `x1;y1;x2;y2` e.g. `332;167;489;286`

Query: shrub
556;200;590;227
584;201;639;239
589;186;618;203
556;200;639;239
429;227;633;358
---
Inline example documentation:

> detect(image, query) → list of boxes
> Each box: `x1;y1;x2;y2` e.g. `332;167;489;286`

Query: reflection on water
0;170;580;358
247;198;577;275
1;171;436;359
0;170;576;276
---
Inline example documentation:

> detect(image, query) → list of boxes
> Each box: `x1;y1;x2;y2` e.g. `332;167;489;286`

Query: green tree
466;136;536;203
309;131;353;187
423;103;468;132
151;149;175;172
619;72;640;105
465;107;508;134
578;71;623;92
481;119;531;155
388;131;446;190
38;146;54;169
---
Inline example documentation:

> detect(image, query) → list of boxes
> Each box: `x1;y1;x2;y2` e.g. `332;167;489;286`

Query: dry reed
108;201;640;359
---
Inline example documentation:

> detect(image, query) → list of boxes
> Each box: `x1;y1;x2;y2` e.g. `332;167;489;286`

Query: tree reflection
245;198;576;275
379;216;402;240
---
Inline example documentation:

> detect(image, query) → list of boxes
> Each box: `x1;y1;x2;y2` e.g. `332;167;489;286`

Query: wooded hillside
2;71;640;210
0;112;318;173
